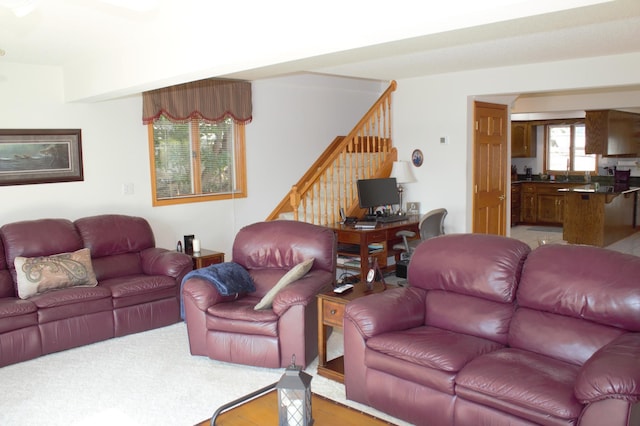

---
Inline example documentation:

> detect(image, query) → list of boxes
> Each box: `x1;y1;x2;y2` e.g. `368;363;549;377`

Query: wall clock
412;149;423;167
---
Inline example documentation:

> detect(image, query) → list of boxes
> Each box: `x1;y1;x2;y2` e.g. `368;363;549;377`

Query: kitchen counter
562;184;639;247
558;184;640;194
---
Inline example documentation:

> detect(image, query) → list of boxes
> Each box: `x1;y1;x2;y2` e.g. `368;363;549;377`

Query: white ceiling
1;0;640;102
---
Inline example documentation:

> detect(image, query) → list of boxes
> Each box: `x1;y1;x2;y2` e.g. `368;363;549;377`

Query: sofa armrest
141;248;193;280
182;277;233;312
272;270;331;316
575;333;640;403
344;287;426;339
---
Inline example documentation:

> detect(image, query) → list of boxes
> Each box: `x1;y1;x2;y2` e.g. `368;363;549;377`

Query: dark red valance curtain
142;79;252;125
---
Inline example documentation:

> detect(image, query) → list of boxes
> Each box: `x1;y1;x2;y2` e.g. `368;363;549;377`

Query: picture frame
406;201;420;216
411;149;423;167
0;129;84;186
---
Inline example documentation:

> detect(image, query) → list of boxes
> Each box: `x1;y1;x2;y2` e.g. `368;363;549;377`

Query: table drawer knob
330;309;337;315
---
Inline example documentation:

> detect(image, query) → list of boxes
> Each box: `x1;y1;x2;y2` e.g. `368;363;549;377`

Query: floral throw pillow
14;248;98;299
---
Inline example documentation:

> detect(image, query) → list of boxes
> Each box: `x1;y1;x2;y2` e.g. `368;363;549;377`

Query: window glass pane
548;125;571;171
153;117;193;199
573;124;595;171
199;119;235;194
150;115;245;205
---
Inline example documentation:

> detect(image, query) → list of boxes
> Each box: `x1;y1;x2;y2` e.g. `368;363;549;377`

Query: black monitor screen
356;178;399;212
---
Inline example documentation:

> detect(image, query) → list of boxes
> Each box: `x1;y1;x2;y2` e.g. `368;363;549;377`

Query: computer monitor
356;178;399;215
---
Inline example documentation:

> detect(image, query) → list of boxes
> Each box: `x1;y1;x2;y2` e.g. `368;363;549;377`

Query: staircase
267;81;397;226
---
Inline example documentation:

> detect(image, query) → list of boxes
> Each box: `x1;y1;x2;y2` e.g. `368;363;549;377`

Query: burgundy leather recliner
182;220;337;368
344;233;640;426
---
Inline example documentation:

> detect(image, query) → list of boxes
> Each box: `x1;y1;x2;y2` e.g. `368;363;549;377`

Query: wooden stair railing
267;80;397;225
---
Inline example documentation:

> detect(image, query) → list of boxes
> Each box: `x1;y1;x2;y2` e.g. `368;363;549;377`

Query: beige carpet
0;323;408;426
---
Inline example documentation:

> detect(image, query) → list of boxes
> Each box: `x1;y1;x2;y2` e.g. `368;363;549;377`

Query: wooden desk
316;282;388;383
325;218;419;279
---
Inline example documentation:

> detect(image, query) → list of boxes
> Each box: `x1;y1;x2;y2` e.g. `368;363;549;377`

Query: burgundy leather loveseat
0;214;192;367
344;233;640;426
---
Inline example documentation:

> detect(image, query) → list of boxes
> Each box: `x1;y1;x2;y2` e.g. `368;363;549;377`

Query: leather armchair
182;220;336;368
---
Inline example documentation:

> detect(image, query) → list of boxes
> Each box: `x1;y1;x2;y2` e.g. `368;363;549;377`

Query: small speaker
184;235;194;253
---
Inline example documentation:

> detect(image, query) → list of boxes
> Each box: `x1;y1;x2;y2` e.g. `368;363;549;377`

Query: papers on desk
354;221;377;229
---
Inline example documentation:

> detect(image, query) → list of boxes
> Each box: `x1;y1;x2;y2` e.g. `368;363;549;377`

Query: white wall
0;64;383;256
392;52;640;234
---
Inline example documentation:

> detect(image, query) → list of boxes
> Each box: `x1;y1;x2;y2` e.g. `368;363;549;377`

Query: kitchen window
545;122;596;174
148;116;247;206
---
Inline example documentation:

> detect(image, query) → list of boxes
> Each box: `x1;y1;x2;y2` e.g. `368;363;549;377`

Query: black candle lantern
276;355;313;426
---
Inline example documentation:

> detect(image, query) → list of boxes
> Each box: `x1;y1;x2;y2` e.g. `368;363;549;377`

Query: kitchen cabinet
521;184;537;223
520;182;582;225
511;122;537;158
537;194;564;224
585;109;640;156
511;183;521;226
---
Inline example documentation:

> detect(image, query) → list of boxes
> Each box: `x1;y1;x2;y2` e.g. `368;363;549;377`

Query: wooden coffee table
197;389;394;425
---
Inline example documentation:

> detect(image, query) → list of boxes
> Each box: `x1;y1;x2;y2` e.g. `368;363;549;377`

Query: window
148;116;246;206
545;122;596;174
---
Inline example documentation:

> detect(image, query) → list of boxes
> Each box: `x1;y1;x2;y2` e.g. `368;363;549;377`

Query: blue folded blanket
180;262;256;319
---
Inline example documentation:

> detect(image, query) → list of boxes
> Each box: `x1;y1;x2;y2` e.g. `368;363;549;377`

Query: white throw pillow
254;258;314;310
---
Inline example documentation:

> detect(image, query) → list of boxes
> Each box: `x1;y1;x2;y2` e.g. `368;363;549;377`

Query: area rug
0;323;407;426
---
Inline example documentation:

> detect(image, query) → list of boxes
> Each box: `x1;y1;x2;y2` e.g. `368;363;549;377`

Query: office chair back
419;208;448;241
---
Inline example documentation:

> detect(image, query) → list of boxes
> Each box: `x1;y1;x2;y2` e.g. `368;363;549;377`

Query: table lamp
390;160;416;215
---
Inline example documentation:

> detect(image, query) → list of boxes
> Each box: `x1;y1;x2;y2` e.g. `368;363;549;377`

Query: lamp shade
390;161;416;184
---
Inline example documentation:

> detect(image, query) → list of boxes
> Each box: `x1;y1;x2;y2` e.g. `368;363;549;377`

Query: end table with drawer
316;281;387;383
186;248;225;269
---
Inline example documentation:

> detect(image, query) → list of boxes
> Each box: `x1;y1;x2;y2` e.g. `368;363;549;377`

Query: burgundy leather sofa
182;220;336;368
344;233;640;426
0;214;192;367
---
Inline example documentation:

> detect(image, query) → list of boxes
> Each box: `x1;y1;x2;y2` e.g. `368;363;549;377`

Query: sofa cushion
518;244;640;331
74;214;155;258
0;298;38;333
425;290;515;345
14;248;98;299
233;220;335;289
254;258;313;310
366;325;504;372
508;307;625;366
408;233;530;303
100;274;178;309
0;238;14;298
456;348;583;424
207;297;278;336
1;218;84;280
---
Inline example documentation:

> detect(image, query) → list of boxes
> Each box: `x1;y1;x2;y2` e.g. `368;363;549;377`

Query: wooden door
473;102;508;235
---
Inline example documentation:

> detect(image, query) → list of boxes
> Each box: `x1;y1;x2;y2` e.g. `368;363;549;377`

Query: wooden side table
186;248;225;269
316;281;388;383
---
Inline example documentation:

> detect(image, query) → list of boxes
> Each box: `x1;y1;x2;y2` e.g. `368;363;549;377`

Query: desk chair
394;208;448;258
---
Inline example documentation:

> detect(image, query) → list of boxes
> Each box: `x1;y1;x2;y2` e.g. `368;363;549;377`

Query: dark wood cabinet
585;109;640;156
511;122;537;158
521;184;537;223
511;183;521;226
520;182;582;225
537;193;564;224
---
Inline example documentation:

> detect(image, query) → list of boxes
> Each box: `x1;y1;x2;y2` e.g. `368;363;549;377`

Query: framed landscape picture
0;129;84;186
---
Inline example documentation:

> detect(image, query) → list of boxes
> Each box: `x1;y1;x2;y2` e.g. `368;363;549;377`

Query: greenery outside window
545;122;596;174
148;115;247;206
